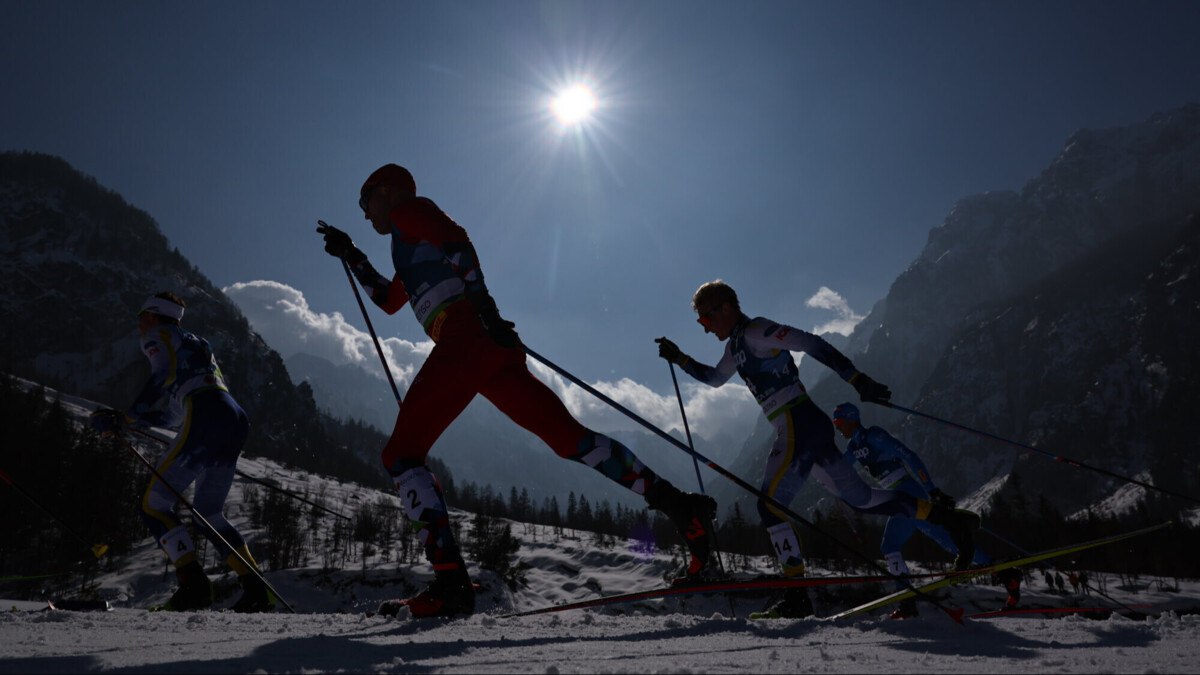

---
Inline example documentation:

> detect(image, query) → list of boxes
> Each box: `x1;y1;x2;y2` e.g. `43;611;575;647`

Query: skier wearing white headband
89;291;274;613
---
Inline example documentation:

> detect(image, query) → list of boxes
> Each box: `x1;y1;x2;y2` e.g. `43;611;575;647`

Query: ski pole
0;468;109;559
317;220;403;405
128;425;353;522
666;360;732;598
979;525;1148;618
525;345;967;622
883;402;1200;506
115;436;296;613
233;470;353;522
666;362;705;494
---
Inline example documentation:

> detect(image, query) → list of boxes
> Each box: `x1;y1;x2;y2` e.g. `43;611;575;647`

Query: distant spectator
1044;569;1055;591
1055;571;1066;593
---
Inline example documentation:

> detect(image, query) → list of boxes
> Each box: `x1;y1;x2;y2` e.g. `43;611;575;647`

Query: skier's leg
750;408;817;618
140;401;204;569
376;340;485;617
480;351;717;578
382;341;481;580
188;392;251;563
140;399;213;610
480;352;665;494
756;408;811;578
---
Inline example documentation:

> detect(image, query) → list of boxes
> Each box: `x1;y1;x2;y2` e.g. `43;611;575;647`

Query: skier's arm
126;331;173;428
318;222;409;314
658;338;736;387
866;427;937;493
349;262;410;315
745;321;857;379
744;321;890;402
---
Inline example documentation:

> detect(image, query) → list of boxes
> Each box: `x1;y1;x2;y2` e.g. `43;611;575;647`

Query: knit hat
361;164;416;198
832;402;860;422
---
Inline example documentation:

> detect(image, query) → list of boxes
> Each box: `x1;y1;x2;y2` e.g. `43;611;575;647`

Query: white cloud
223;280;431;387
805;286;864;336
526;360;759;446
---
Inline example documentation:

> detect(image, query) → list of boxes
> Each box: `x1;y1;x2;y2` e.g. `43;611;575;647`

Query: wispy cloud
805;286;864;336
223;280;430;388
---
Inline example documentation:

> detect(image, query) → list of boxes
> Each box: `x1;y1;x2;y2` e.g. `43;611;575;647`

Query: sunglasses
359;185;378;213
696;305;721;328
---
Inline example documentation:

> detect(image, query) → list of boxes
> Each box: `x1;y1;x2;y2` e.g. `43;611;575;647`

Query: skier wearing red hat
317;164;718;618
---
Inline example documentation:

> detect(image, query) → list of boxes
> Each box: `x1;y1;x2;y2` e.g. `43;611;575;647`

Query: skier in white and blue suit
656;279;981;618
89;292;273;613
834;401;1020;617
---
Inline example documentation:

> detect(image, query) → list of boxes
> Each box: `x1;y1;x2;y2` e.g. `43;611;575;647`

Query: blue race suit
129;323;253;573
845;424;991;585
678;315;928;576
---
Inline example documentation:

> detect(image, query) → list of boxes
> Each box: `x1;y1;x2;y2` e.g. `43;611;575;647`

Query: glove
89;408;125;437
316;221;367;266
928;488;956;509
470;291;521;349
850;372;891;404
655;337;688;366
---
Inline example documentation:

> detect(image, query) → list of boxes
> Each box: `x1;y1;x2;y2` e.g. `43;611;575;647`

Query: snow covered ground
3;385;1199;673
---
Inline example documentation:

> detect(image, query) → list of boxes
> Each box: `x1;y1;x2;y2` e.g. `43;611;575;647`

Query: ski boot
750;587;815;620
150;559;213;612
377;567;476;619
644;482;718;586
993;567;1023;608
888;598;920;620
926;505;981;570
230;573;278;613
668;554;727;587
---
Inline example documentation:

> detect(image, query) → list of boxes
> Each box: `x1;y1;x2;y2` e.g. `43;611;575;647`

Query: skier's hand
850;372;891;404
89;408;125;437
482;313;521;349
470;291;521;349
928;488;956;509
316;221;367;265
655;337;688;366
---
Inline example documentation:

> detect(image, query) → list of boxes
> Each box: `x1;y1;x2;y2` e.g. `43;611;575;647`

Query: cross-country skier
317;164;718;618
656;280;980;618
88;292;275;612
832;401;1019;618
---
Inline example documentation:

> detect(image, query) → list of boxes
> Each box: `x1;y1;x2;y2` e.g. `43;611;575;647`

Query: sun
550;85;598;126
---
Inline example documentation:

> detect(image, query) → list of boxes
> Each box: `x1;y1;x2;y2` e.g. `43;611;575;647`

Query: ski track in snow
3;381;1199;673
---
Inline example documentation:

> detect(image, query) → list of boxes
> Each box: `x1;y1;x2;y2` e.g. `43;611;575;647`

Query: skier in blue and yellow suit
833;401;1019;618
657;280;981;618
90;292;273;612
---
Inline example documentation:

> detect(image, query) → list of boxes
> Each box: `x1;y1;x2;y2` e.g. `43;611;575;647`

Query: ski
501;573;947;618
830;521;1173;620
46;599;112;612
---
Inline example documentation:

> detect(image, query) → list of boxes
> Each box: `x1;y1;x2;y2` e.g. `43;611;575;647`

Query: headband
139;296;185;321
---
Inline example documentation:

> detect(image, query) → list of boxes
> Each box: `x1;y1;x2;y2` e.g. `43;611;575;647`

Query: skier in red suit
318;164;718;617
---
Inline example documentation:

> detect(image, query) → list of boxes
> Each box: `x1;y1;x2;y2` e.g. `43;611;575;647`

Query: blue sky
4;0;1199;397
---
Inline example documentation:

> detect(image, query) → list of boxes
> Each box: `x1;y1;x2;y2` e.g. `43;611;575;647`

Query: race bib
393;467;444;519
158;525;196;563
